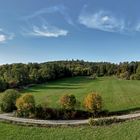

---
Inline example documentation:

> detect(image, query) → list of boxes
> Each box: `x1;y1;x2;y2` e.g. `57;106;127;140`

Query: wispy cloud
0;34;6;42
23;5;74;25
134;23;140;32
24;25;68;38
21;5;71;38
0;29;14;43
79;10;126;33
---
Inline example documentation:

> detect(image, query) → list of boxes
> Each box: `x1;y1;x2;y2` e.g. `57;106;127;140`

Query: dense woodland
0;60;140;92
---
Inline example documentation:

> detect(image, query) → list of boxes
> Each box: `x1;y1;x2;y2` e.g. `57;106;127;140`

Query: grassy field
1;77;140;139
24;76;140;112
0;120;140;140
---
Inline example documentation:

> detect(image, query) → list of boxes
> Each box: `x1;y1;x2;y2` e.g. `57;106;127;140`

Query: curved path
0;112;140;126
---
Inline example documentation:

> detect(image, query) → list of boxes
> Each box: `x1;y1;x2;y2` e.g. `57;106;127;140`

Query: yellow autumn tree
84;93;102;113
16;93;35;117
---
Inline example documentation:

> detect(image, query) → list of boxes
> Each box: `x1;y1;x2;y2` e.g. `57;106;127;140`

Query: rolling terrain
24;76;140;112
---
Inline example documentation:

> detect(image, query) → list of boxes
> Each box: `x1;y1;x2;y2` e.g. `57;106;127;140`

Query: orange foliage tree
84;93;102;113
16;93;35;117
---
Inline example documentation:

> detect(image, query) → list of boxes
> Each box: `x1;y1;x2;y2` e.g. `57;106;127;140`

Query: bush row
0;89;103;120
34;106;92;120
88;117;125;126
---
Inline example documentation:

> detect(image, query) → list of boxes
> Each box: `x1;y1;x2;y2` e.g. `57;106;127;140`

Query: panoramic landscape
0;0;140;140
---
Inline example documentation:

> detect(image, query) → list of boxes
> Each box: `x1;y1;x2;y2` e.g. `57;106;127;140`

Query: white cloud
0;34;6;42
0;29;14;43
23;5;74;25
21;5;71;38
26;25;68;38
79;10;126;33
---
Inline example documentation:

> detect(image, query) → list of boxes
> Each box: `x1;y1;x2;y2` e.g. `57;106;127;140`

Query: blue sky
0;0;140;64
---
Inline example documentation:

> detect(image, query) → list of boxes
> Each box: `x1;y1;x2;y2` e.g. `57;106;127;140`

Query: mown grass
24;76;140;112
0;120;140;140
1;77;140;139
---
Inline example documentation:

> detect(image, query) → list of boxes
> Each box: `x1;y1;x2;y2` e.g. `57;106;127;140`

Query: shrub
34;105;52;119
130;74;136;80
119;72;130;80
84;93;102;114
16;93;35;117
0;78;8;92
135;65;140;80
34;107;87;120
89;74;97;79
59;94;77;110
88;117;96;126
34;104;92;120
88;117;125;126
131;73;140;80
0;89;20;112
62;110;77;120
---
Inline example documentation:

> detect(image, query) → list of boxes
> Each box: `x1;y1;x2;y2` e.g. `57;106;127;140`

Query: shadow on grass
35;86;82;90
24;76;95;92
108;107;140;116
23;89;38;93
24;85;82;93
49;76;98;85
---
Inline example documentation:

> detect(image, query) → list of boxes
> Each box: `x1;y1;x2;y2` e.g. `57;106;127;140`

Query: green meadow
1;76;140;140
24;76;140;112
0;120;140;140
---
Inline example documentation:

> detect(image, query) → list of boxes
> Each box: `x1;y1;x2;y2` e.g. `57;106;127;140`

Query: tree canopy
0;60;139;92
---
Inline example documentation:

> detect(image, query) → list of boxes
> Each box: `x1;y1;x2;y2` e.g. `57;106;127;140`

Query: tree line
0;60;140;92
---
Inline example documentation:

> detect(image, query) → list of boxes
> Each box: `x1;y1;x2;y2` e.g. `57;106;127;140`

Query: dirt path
0;112;140;126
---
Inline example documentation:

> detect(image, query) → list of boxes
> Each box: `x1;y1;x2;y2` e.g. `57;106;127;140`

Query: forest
0;60;140;92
